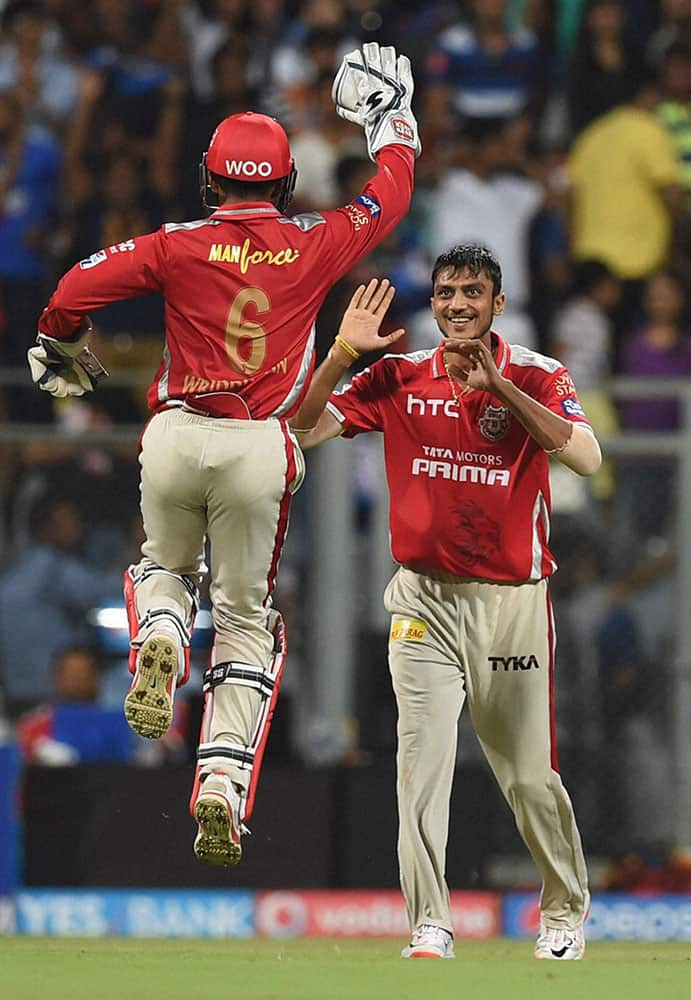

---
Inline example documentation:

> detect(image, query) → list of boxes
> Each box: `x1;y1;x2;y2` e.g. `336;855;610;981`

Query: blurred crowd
0;0;690;868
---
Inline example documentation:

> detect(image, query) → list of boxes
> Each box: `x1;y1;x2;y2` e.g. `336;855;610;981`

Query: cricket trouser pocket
287;427;305;494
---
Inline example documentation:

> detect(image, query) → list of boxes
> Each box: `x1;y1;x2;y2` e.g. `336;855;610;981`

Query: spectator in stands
566;0;645;138
0;0;80;136
620;270;691;427
647;0;691;69
182;0;249;102
179;36;259;218
0;89;61;421
9;385;143;570
527;139;574;341
16;645;137;764
424;0;545;127
247;0;315;125
429;115;545;349
657;42;691;210
596;606;656;852
594;538;676;855
281;30;362;211
618;270;691;543
549;260;620;395
0;497;121;717
567;73;684;331
61;56;186;335
548;260;620;505
64;67;186;225
74;1;186;211
66;149;166;337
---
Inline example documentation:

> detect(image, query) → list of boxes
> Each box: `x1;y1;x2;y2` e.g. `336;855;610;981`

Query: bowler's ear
493;293;505;316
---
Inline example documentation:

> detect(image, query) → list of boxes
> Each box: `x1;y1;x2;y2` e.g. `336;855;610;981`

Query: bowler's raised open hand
337;278;405;356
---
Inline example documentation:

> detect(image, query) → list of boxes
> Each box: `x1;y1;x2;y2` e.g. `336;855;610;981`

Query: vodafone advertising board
256;890;499;939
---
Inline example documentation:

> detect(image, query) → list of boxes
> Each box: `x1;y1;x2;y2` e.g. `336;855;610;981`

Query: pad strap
136;607;193;647
202;661;275;697
197;740;255;772
130;563;200;611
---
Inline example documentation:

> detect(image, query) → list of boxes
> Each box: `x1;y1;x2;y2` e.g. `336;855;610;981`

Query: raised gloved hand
27;319;102;398
332;42;421;161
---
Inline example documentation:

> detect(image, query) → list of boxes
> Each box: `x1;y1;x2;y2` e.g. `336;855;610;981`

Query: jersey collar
431;332;509;379
210;201;281;219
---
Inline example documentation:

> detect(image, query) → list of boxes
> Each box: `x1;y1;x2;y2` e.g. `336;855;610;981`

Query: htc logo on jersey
412;458;510;486
489;655;541;671
407;393;458;419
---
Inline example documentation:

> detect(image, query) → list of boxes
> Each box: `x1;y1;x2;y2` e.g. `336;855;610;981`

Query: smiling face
431;265;505;344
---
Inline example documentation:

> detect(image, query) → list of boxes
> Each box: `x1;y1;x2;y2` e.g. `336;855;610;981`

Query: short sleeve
326;360;393;437
539;367;593;426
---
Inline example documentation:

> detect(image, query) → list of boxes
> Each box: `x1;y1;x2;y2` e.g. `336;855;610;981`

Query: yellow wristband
334;335;361;361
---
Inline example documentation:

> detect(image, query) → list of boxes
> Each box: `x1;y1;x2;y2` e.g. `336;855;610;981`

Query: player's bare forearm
443;338;601;475
491;378;601;475
296;409;343;449
290;348;352;445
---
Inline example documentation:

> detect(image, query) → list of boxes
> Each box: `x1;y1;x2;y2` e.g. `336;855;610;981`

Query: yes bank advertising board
5;889;691;939
7;890;496;939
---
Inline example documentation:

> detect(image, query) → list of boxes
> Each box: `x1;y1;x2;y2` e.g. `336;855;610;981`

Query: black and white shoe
534;922;585;960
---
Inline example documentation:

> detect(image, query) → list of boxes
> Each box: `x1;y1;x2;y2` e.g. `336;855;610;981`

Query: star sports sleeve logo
561;398;586;417
553;372;577;396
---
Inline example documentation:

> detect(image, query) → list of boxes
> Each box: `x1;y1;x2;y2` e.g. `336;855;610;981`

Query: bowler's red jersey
327;335;592;582
38;146;414;420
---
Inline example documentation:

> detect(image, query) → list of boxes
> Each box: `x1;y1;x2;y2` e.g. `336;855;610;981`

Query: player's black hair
210;171;277;205
431;245;503;298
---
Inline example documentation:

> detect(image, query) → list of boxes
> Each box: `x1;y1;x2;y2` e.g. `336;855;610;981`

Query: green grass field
2;938;691;1000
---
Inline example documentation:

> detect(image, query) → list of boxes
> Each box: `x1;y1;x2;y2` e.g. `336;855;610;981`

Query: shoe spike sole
194;798;242;866
124;634;176;739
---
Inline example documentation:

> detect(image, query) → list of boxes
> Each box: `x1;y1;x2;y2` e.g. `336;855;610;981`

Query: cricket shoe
124;631;179;739
534;922;585;960
194;773;242;867
401;924;455;959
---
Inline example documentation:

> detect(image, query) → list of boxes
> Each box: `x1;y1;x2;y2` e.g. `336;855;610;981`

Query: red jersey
327;336;592;582
38;147;414;420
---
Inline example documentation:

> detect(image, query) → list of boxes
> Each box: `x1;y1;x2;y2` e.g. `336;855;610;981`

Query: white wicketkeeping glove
27;321;96;398
332;41;421;161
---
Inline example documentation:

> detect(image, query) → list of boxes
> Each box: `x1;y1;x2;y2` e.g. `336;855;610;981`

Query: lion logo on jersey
451;500;502;565
479;404;510;441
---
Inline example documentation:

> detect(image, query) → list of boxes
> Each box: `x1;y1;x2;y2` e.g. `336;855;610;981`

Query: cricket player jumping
27;43;420;866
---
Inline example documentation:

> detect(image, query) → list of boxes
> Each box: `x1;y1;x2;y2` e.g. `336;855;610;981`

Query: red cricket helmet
199;112;297;214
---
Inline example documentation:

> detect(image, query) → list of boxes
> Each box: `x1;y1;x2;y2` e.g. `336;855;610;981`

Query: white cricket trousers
384;566;589;934
134;407;303;789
